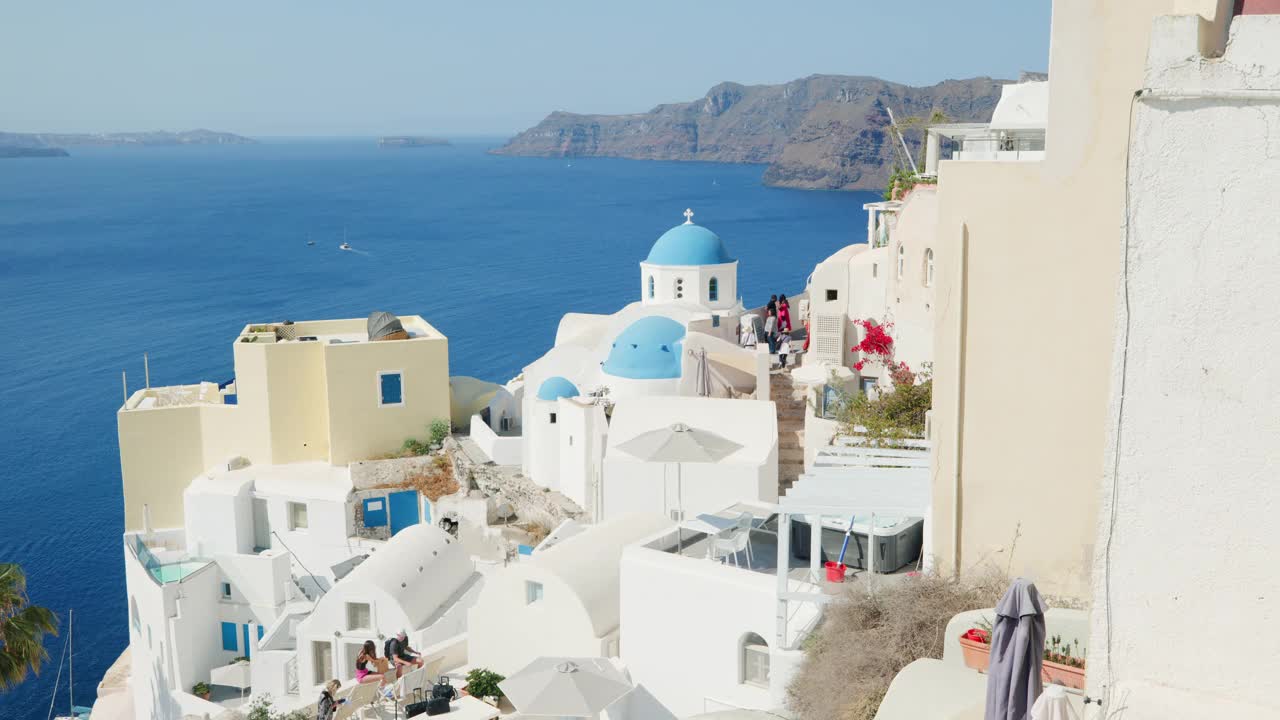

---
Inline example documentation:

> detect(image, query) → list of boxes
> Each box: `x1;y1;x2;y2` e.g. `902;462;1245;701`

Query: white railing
285;656;299;694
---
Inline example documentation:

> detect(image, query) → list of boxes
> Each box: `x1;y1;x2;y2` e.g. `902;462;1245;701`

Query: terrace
235;315;441;346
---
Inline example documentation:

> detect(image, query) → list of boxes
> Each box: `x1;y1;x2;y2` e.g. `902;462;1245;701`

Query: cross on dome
683;208;694;225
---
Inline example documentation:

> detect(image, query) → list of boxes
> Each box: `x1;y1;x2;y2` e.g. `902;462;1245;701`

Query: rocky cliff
494;74;1006;191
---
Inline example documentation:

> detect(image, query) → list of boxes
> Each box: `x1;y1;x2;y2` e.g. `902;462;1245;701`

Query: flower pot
199;691;211;701
1042;659;1087;690
958;636;991;673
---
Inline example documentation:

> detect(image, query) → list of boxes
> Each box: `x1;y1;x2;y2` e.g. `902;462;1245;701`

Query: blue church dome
644;223;735;266
602;316;686;380
536;376;579;401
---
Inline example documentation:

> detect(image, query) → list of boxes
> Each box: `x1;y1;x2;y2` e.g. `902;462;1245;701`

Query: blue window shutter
380;373;403;405
221;622;238;652
257;625;264;641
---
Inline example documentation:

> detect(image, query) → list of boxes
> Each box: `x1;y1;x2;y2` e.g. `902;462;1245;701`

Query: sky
0;1;1052;137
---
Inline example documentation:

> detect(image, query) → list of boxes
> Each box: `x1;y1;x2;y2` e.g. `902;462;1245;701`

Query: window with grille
741;633;770;687
346;602;371;631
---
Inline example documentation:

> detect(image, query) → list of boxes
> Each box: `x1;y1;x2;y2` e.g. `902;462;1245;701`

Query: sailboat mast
68;609;73;712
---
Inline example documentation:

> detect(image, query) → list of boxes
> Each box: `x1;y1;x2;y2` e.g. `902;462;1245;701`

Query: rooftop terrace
236;315;441;346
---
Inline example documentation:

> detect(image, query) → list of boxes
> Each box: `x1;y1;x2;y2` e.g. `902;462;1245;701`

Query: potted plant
242;324;278;344
192;681;211;700
465;667;505;707
1042;635;1087;689
958;624;992;672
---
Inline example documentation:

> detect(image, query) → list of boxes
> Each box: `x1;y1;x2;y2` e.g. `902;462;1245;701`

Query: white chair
336;681;380;720
733;512;756;565
711;528;751;567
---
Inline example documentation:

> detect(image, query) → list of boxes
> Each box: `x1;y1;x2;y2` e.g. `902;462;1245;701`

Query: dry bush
403;464;459;502
517;520;552;546
788;570;1008;720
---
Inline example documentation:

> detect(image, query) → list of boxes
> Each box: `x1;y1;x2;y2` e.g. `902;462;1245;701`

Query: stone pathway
770;369;807;495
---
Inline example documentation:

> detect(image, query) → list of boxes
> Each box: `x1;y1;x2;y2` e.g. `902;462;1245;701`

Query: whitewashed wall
1088;13;1280;719
620;545;802;717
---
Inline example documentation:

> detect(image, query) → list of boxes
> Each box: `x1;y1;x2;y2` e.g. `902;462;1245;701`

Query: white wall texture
1088;14;1280;719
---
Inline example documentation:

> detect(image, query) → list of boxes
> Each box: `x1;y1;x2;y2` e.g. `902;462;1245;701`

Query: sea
0;139;876;716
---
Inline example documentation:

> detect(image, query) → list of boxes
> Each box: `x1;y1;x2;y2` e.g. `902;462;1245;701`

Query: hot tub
791;515;924;573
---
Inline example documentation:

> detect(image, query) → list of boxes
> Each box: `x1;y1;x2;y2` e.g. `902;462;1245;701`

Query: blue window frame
709;277;719;302
221;622;238;652
379;372;403;406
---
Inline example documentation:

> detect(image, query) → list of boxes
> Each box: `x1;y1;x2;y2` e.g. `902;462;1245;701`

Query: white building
602;397;779;522
620;504;821;718
495;212;769;508
466;514;672;676
291;523;479;693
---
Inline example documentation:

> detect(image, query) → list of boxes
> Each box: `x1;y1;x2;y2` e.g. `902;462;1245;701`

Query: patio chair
711;528;751;567
336;680;380;720
733;512;756;565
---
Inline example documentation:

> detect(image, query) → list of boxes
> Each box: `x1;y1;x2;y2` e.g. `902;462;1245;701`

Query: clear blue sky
0;1;1051;137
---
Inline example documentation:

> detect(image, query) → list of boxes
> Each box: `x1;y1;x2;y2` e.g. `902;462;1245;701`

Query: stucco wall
325;335;451;464
929;0;1191;598
467;571;601;676
118;403;208;531
620;547;789;717
1087;13;1280;718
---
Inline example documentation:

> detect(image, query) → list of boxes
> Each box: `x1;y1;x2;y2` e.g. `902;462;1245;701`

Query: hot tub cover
367;311;405;341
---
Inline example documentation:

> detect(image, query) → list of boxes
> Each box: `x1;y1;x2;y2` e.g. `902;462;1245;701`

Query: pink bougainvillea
852;319;895;373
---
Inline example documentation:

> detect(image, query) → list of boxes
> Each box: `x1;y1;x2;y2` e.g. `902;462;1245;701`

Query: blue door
388;490;420;536
242;624;251;658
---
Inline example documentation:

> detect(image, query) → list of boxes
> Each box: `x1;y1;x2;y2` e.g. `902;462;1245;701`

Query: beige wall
883;188;938;375
929;0;1188;598
325;335;450;464
117;403;209;531
263;341;331;464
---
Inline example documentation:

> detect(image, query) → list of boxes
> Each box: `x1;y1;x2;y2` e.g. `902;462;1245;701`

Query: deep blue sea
0;139;874;716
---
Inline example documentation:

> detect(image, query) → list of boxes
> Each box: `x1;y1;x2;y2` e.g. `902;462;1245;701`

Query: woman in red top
777;294;792;334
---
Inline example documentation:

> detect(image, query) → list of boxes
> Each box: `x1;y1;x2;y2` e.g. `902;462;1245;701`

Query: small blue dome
536;376;579;401
645;223;735;266
602;316;686;380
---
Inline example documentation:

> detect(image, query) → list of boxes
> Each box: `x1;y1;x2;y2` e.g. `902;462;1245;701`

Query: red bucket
825;561;847;582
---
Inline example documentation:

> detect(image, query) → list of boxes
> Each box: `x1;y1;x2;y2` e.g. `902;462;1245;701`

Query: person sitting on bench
387;630;423;679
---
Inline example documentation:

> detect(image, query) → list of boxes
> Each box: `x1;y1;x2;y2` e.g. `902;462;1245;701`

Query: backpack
384;637;397;660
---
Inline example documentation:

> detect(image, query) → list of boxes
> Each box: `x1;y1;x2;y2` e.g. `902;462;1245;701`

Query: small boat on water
50;609;92;720
306;239;315;246
339;242;352;251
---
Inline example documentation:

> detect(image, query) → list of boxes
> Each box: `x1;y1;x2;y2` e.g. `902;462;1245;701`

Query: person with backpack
386;630;424;680
317;679;345;720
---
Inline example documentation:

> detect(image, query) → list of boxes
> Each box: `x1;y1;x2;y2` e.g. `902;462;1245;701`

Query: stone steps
778;448;805;463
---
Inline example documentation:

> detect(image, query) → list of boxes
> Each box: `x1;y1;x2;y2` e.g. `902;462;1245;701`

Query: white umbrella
617;423;743;522
499;657;633;718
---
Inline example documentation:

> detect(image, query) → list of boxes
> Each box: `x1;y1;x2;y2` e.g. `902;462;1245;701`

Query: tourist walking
764;307;778;354
767;294;778;316
777;334;792;369
778;294;792;334
317;679;345;720
355;640;386;686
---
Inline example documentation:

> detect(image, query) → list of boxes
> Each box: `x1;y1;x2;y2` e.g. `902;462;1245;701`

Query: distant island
0;129;255;159
494;74;1010;192
378;136;451;148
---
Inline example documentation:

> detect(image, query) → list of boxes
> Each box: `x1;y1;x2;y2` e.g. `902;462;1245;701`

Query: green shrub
428;418;451;447
192;681;210;696
832;366;932;445
465;667;505;698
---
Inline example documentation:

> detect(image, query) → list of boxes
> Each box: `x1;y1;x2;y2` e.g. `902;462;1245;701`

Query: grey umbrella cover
985;577;1047;720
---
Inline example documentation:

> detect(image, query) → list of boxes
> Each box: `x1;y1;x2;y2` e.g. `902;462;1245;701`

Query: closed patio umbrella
985;577;1048;720
692;348;712;397
499;657;633;718
617;422;742;522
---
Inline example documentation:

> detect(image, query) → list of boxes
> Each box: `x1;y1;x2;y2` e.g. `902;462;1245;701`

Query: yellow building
117;315;450;532
929;0;1235;598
